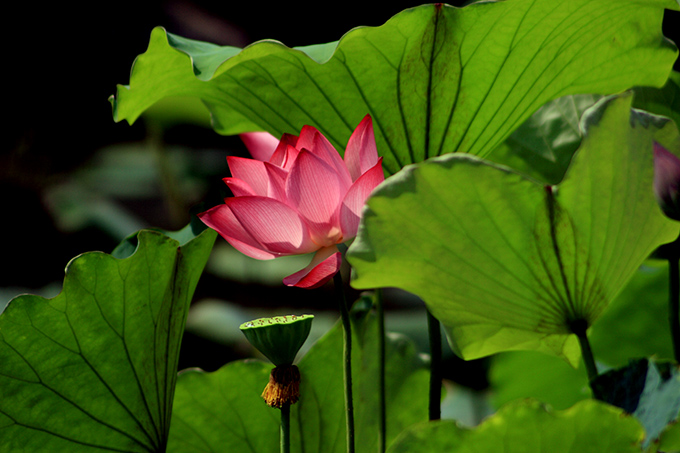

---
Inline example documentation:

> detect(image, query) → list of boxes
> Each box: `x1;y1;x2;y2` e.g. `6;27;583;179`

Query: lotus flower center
314;227;344;248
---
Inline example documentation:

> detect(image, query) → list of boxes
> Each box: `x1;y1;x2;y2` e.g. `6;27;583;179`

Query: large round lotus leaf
111;0;677;175
0;227;216;452
348;93;680;365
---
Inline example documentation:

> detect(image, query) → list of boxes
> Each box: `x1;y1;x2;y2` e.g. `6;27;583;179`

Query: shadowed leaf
167;308;428;452
0;228;216;452
592;358;680;447
168;361;279;452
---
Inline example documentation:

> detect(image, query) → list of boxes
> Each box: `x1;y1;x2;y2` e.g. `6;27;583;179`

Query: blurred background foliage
4;0;680;429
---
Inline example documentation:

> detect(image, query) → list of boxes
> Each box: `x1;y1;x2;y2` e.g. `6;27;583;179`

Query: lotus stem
571;320;598;383
280;403;290;453
375;289;386;452
334;271;355;453
669;256;680;363
426;308;442;420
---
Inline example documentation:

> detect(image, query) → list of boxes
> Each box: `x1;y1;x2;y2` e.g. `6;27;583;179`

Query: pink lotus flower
199;115;384;289
654;142;680;221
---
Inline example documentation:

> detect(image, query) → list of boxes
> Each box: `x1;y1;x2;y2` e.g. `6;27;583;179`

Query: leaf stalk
280;403;290;453
334;271;355;453
375;289;386;452
426;308;442;420
669;256;680;363
571;320;598;383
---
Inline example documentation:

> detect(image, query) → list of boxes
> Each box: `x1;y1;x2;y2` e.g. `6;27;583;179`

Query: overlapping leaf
590;261;676;367
487;260;678;412
168;361;279;452
489;350;589;411
111;0;678;175
0;227;216;452
386;399;645;452
488;72;680;188
592;358;680;447
488;94;603;185
634;70;680;131
348;94;680;364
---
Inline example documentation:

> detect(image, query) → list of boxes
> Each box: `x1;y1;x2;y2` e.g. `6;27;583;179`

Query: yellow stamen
261;365;301;408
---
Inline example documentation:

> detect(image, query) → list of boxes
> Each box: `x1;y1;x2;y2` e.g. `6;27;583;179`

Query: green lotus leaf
168;361;279;452
488;94;604;185
0;227;216;452
592;358;680;447
488;258;680;412
348;93;680;365
486;71;680;186
489;350;590;411
634;70;680;132
589;261;676;367
111;0;678;175
656;420;680;452
386;399;645;452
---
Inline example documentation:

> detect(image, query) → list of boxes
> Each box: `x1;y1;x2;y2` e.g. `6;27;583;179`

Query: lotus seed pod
240;314;314;367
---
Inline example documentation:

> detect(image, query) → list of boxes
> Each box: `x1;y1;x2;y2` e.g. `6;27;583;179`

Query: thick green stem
375;289;386;453
572;320;598;382
280;404;290;453
334;272;355;453
669;257;680;363
426;308;442;421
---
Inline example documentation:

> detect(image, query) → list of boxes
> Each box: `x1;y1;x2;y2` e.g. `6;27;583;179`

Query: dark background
3;0;428;289
3;1;679;387
3;0;449;375
5;0;677;286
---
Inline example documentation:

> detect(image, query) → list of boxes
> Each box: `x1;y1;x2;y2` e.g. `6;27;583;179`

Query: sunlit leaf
656;420;680;453
0;227;216;452
111;0;678;175
489;351;589;411
488;260;678;412
387;399;645;452
348;93;680;364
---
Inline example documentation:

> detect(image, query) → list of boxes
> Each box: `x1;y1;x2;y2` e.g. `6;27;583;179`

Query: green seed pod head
240;314;314;366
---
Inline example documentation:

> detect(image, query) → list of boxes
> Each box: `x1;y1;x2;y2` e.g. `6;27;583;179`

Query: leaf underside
348;94;680;364
111;0;678;175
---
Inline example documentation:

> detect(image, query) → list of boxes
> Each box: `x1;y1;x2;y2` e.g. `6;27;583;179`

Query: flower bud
653;142;680;221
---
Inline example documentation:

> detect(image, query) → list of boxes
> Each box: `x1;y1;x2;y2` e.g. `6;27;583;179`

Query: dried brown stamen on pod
262;365;301;408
